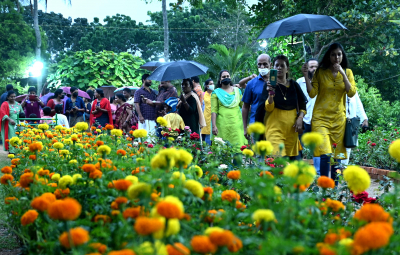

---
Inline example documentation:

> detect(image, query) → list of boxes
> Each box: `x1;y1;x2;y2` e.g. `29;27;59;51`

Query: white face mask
258;68;270;76
208;85;215;91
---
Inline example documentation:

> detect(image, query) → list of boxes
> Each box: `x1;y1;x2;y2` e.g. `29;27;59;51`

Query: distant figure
0;84;14;106
201;78;214;145
191;76;204;106
41;106;53;124
21;87;45;121
90;89;113;127
54;104;69;128
0;90;23;151
47;89;66;117
163;97;185;136
65;87;85;127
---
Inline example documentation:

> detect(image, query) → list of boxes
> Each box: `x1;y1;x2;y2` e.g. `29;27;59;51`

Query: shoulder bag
344;70;360;148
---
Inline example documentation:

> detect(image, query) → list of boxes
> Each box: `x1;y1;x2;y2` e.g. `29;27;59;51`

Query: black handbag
344;97;360;148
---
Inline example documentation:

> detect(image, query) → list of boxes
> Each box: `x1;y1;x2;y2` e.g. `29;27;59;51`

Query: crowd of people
0;42;369;181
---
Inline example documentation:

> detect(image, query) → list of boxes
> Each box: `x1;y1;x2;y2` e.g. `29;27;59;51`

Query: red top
0;102;10;150
89;98;113;127
46;99;64;117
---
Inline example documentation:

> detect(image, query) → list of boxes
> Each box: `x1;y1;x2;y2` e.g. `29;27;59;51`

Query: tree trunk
162;0;169;62
33;0;43;94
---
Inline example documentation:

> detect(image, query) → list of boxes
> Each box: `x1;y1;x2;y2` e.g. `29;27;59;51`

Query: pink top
41;115;53;124
111;104;117;121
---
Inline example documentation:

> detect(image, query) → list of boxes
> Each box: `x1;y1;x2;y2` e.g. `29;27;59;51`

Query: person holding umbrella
90;88;113;127
302;42;356;182
47;89;66;117
21;87;45;121
65;87;85;127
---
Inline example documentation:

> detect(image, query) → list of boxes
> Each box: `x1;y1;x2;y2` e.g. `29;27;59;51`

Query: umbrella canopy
257;14;347;39
40;93;54;105
114;86;140;94
15;94;28;103
99;86;117;99
147;60;208;82
61;87;91;99
140;61;165;71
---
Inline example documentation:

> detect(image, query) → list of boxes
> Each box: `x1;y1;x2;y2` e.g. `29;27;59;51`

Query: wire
368;74;400;83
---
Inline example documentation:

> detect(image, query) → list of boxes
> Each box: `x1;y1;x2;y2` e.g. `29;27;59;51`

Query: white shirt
297;77;316;125
346;91;367;124
54;114;70;128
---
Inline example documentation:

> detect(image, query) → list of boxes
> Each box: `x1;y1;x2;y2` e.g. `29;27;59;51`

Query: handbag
344;97;360;148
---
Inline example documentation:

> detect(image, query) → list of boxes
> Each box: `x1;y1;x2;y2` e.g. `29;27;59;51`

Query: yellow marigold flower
74;122;88;131
38;123;49;130
153;218;181;239
69;160;78;164
168;137;174;141
175;149;193;167
9;137;21;146
59;150;70;156
97;145;111;155
125;175;139;184
151;148;178;170
53;142;64;149
247;122;265;135
252;209;276;223
157;116;168;127
55;125;62;130
127;182;151;199
189;165;203;178
110;129;123;137
204;226;224;235
51;173;61;182
339;238;353;247
133;129;147;138
171;171;186;182
8;154;15;159
283;161;316;186
72;174;82;184
184;180;204;198
343;166;370;195
389;139;400;163
137;241;167;255
252;140;273;155
59;175;73;189
326;198;345;212
274;186;282;195
242;149;254;157
75;143;83;148
63;139;73;145
96;129;102;133
301;132;323;147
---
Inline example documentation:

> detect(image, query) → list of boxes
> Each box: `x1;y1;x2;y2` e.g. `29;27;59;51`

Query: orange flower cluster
1;166;12;174
221;190;240;202
109;180;132;191
202;187;213;201
323;228;351;245
89;243;107;254
20;210;39;226
122;207;144;219
28;142;43;152
116;149;127;156
156;201;183;219
133;217;163;235
5;197;18;204
317;176;335;189
94;215;111;223
31;193;56;212
227;170;241;180
11;158;20;165
59;227;90;249
353;222;393;254
48;198;81;221
209;174;219;182
19;172;34;188
190;235;217;254
166;243;190;255
353;204;392;223
54;188;70;199
259;171;274;178
325;199;345;212
108;249;136;255
82;164;97;173
0;174;14;185
89;170;103;179
105;124;114;130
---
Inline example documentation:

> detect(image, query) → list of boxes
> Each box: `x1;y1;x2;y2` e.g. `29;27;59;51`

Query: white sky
39;0;259;24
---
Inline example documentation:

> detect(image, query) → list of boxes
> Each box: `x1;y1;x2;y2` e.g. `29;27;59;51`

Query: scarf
184;92;207;128
213;87;241;108
90;98;113;127
0;102;10;150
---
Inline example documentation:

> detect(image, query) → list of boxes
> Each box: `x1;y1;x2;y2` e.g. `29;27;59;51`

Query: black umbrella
147;60;208;82
257;14;347;60
140;61;165;71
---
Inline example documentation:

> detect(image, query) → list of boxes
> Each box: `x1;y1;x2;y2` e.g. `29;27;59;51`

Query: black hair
318;42;349;70
70;87;78;93
109;95;115;104
28;87;36;93
44;88;50;94
204;78;213;86
55;104;63;114
19;112;25;118
191;76;199;83
29;113;37;118
306;58;318;64
86;90;94;101
217;70;230;88
142;74;150;82
123;88;131;94
54;89;63;98
272;55;290;79
115;93;126;102
43;106;52;116
6;84;13;91
95;88;104;98
6;90;16;99
182;78;194;90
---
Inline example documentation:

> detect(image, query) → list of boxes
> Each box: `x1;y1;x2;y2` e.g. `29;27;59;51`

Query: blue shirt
241;74;266;123
65;96;85;117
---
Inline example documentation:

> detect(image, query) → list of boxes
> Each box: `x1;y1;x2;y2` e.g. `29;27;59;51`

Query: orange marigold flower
260;171;274;178
116;149;127;156
21;209;39;226
0;174;14;185
54;188;70;199
317;244;336;255
108;249;136;255
28;142;43;152
59;227;90;249
190;235;217;254
353;222;393;254
5;197;18;204
235;201;246;210
19;172;34;188
105;124;114;130
202;187;213;201
115;197;128;204
31;196;53;212
96;141;104;146
111;210;120;216
166;243;190;255
47;198;81;221
209;174;219;182
325;198;345;212
221;190;240;202
37;169;50;176
29;155;36;160
353;204;392;223
133;217;163;235
111;201;119;210
228;236;243;252
11;158;20;165
324;233;340;245
89;170;103;179
89;243;107;254
112;180;132;190
123;207;142;219
317;176;335;189
1;166;12;174
82;164;97;173
94;215;111;223
209;230;235;246
157;201;183;219
24;169;31;173
227;170;241;180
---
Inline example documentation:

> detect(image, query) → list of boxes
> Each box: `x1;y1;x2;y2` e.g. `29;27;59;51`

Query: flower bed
1;121;400;255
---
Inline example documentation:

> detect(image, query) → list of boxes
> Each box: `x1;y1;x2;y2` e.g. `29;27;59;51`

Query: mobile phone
270;69;278;87
29;95;37;101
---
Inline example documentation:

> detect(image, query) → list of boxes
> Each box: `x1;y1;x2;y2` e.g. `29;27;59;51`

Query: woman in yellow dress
302;42;356;182
264;55;307;159
201;79;214;145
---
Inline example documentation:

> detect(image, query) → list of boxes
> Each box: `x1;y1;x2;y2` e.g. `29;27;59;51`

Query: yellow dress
201;92;212;135
309;68;356;159
164;113;185;130
264;101;299;157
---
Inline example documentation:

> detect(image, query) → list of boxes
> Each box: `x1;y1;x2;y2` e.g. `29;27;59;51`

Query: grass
0;152;20;252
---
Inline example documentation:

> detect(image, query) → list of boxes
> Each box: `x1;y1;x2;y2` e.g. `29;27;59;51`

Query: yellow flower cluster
9;137;21;146
127;182;151;199
301;132;323;147
189;165;203;178
97;145;111;155
151;148;193;170
184;180;204;198
389;139;400;163
252;209;276;223
38;123;49;130
110;129;123;137
252;141;273;155
133;129;148;138
74;122;88;132
247;122;265;135
157;117;168;127
242;149;254;157
283;161;316;186
343;166;370;195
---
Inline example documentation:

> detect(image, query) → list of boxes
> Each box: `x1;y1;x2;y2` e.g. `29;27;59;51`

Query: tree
162;0;169;61
47;50;146;90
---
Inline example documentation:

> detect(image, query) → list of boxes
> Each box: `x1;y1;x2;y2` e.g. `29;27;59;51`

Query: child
41;106;53;124
54;104;69;128
162;97;185;137
17;112;26;131
28;113;37;125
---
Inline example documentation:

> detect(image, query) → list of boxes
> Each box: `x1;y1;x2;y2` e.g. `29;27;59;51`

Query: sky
38;0;259;24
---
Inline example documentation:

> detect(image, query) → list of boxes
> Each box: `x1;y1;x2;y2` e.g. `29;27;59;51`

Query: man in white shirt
297;59;320;173
342;92;368;165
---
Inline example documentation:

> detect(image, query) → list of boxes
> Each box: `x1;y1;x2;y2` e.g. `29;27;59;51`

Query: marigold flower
29;155;36;160
59;175;74;189
209;230;235;246
317;176;335;189
31;194;55;212
82;164;96;173
125;175;139;184
1;166;12;174
301;132;323;147
326;198;345;212
47;198;81;221
111;180;133;190
157;116;168;127
252;209;276;223
260;171;274;178
54;188;70;199
96;141;104;146
28;142;43;152
242;148;254;157
353;222;393;253
116;149;127;156
227;170;241;180
97;145;111;155
11;158;20;165
157;201;183;219
202;187;213;200
94;215;111;223
0;174;13;185
283;161;316;186
19;172;34;188
108;249;136;255
252;140;273;155
7;154;14;158
171;171;186;182
74;122;89;131
89;170;103;179
227;236;243;252
221;190;240;202
343;166;370;195
389;139;400;162
21;210;38;226
247;122;265;135
111;129;123;137
5;197;18;204
59;227;89;249
166;243;190;255
184;180;204;198
89;243;107;254
353;204;391;223
123;207;143;219
175;149;193;167
132;129;147;138
127;182;151;199
37;169;50;176
134;217;163;235
105;124;114;130
115;196;128;204
190;235;217;254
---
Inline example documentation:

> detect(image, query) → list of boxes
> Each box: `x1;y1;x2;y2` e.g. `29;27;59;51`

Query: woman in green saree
0;91;23;152
211;70;247;152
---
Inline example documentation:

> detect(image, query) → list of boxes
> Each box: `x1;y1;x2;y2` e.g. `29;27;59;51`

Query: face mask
60;95;65;99
258;68;270;76
144;82;151;87
208;85;215;91
221;78;231;85
73;92;78;97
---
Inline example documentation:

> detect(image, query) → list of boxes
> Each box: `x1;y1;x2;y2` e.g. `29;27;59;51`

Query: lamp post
28;60;43;93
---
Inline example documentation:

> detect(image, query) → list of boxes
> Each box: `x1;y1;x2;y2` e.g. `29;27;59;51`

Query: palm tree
196;44;252;82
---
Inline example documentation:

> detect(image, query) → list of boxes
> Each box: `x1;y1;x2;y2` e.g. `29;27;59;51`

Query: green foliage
47;50;146;90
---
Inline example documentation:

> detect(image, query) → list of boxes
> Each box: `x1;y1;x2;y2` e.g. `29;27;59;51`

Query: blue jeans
320;154;341;184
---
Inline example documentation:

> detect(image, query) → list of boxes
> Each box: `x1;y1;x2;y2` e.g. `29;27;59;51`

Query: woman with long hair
211;70;247;152
0;91;23;151
21;87;45;120
90;89;113;127
46;89;65;117
114;93;133;133
263;55;307;159
201;78;214;145
302;42;356;181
